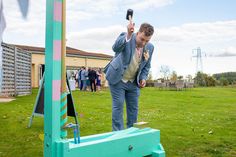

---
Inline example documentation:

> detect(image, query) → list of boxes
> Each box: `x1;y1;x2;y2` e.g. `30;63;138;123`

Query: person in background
96;68;102;91
78;67;83;90
88;67;97;92
85;67;90;91
80;66;87;91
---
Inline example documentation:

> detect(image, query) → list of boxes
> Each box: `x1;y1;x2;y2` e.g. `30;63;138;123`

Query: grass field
0;87;236;157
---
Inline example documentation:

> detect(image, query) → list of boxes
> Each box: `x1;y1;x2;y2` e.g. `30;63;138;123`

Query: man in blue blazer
104;23;154;131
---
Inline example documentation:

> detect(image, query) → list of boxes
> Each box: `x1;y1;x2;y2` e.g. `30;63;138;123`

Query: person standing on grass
78;67;84;90
88;67;97;92
104;23;155;131
85;68;90;91
96;68;102;91
80;66;87;91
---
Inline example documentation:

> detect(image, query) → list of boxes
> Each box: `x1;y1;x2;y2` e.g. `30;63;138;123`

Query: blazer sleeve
139;45;154;81
112;32;127;56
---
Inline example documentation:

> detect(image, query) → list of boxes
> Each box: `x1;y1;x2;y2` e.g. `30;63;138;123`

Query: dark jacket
88;70;97;80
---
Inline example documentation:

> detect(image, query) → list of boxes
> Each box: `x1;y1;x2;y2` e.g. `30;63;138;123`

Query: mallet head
126;9;133;21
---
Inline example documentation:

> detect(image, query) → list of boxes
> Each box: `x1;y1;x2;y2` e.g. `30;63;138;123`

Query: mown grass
0;87;236;157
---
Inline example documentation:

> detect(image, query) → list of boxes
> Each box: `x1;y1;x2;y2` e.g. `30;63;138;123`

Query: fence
154;80;194;90
0;43;31;96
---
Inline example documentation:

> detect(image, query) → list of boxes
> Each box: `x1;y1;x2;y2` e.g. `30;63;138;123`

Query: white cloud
67;20;236;55
153;20;236;77
3;0;173;45
209;46;236;57
127;0;174;11
157;20;236;44
3;0;45;44
67;25;125;54
67;0;174;16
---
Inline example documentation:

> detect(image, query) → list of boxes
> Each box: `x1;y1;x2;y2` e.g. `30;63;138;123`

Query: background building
10;44;112;88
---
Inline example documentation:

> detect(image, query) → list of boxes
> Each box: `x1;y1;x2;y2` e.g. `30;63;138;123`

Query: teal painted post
44;0;63;156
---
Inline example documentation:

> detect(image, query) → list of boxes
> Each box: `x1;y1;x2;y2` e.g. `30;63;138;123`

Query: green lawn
0;87;236;157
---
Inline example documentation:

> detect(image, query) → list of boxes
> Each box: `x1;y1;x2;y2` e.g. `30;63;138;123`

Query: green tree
194;72;206;86
194;72;217;87
219;77;229;86
170;71;177;82
186;75;193;82
213;72;236;85
177;76;183;80
205;76;216;86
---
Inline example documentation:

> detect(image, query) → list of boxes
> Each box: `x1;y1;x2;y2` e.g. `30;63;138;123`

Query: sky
2;0;236;79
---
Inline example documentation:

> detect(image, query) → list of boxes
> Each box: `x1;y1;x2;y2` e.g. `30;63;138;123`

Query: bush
219;77;229;86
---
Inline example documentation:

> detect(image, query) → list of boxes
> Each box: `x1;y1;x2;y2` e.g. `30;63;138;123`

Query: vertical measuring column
60;0;67;138
44;0;64;156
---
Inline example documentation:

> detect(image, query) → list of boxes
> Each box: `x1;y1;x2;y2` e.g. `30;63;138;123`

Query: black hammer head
126;9;133;20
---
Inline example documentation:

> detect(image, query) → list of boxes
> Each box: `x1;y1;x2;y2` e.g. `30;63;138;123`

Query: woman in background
96;68;102;91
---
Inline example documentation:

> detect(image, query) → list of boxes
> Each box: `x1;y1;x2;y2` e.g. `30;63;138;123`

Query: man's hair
139;23;154;36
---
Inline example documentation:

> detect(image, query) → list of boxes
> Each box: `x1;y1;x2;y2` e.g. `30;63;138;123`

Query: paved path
0;98;15;102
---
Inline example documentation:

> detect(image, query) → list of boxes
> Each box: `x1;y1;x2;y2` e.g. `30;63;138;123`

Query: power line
192;47;206;73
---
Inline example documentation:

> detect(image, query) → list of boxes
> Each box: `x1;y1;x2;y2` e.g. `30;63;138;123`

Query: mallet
126;9;133;24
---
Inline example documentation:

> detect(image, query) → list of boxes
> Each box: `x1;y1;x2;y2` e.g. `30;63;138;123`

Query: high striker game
44;0;165;156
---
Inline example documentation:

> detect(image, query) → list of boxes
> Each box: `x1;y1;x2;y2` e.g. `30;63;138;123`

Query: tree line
147;65;236;87
195;72;236;87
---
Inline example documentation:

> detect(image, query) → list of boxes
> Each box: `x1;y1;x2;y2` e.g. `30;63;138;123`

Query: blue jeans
82;80;87;91
109;80;140;131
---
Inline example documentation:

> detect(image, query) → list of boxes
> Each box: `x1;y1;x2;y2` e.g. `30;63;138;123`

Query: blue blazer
104;32;154;86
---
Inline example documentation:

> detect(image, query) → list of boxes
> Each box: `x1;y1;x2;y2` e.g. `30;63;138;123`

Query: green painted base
55;127;165;157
